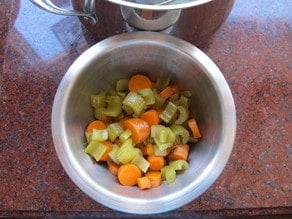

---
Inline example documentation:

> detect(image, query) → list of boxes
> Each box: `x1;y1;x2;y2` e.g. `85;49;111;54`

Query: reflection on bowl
51;31;236;214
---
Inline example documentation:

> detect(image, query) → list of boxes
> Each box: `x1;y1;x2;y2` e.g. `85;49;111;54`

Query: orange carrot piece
141;109;161;127
100;141;113;161
128;74;152;92
86;120;107;132
122;118;150;144
147;155;165;171
169;144;190;161
117;163;142;186
159;86;175;100
137;176;152;190
146;143;154;156
145;171;162;187
188;118;201;138
107;160;120;176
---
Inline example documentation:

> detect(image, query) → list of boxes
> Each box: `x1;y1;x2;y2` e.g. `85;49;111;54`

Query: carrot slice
86;120;107;132
146;143;154;156
159;86;175;100
100;141;113;161
128;74;152;92
147;155;165;171
141;109;161;127
145;171;162;187
188;118;201;138
122;118;150;144
137;176;152;190
169;144;190;161
117;163;141;186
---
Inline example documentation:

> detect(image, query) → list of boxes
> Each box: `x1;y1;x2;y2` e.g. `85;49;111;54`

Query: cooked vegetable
128;74;152;92
122;118;150;144
169;144;190;161
86;120;107;132
145;171;162;187
118;163;142;186
137;176;152;190
141;109;161;127
84;73;201;189
159;86;175;100
188;118;201;139
148;155;165;171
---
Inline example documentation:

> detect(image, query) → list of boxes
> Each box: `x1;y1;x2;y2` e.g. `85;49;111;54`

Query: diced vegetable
84;73;201;189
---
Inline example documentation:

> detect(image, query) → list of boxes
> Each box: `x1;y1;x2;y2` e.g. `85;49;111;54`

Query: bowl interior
52;32;236;214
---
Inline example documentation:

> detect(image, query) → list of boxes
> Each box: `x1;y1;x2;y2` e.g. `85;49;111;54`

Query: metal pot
51;31;236;214
30;0;234;45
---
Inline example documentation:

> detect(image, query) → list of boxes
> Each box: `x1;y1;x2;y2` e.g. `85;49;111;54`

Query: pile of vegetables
84;74;201;189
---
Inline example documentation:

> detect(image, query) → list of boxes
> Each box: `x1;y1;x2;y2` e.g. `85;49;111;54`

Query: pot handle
30;0;98;25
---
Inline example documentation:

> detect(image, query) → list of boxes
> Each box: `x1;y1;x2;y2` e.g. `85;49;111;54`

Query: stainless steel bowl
52;31;236;214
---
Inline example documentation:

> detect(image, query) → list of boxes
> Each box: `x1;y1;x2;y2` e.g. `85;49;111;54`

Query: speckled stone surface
0;0;291;218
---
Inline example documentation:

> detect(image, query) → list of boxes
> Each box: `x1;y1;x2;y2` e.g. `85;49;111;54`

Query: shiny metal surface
120;7;181;30
108;0;213;10
30;0;215;31
30;0;98;24
51;31;236;214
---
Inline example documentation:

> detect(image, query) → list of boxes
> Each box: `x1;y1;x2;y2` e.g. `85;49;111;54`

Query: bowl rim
51;31;236;214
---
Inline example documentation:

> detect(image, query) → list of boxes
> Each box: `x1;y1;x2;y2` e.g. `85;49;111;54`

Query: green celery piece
116;79;129;91
116;139;137;164
138;88;155;106
170;124;190;144
90;91;106;108
107;122;124;142
100;95;122;117
84;141;107;162
109;144;121;164
91;129;108;142
131;153;150;173
119;129;132;142
152;90;165;109
122;91;146;116
160;101;177;123
161;165;176;184
155;74;171;91
175;105;189;125
169;160;189;171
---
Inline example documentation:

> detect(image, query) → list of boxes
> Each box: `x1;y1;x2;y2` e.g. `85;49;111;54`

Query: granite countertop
0;0;291;218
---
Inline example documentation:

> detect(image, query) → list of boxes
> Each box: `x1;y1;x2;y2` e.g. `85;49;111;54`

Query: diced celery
90;91;106;108
84;141;107;162
153;144;169;157
178;95;190;108
155;74;171;91
116;139;137;164
131;153;150;173
152;90;165;109
151;125;176;151
175;105;189;125
180;90;192;97
119;129;132;142
161;165;176;184
159;101;177;123
169;160;189;171
122;92;146;116
109;144;121;164
138;88;155;106
91;129;108;142
170;124;190;144
107;122;124;142
116;79;129;91
100;95;122;117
